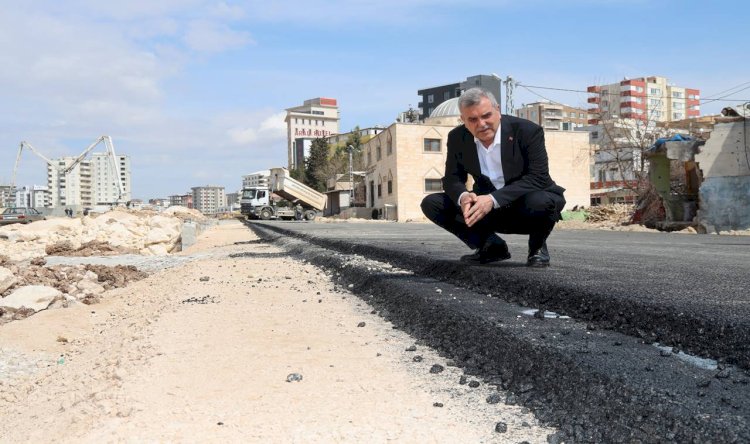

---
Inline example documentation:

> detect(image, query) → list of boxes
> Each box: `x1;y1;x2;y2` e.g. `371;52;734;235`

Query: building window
425;179;442;192
424;138;441;152
673;92;683;99
673;112;683;120
443;91;450;100
650;88;661;96
367;150;372;165
376;146;382;160
636;86;644;93
650;98;660;106
427;94;434;104
427;107;433;115
531;110;537;119
387;140;392;155
387;180;393;194
377;183;382;197
673;102;684;110
579;113;584;118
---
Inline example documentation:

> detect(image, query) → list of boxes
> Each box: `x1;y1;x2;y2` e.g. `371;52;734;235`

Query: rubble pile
0;261;148;324
0;207;206;262
0;207;208;324
585;204;635;225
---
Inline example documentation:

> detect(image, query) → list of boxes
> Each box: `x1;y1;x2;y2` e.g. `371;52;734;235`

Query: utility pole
504;76;515;115
347;144;354;206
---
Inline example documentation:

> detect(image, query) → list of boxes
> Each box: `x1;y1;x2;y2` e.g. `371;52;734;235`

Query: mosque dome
430;98;460;118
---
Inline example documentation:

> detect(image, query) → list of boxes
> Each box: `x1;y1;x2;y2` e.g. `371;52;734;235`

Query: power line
702;80;750;99
517;83;750;103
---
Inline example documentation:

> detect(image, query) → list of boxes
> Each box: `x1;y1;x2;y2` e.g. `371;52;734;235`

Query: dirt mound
45;240;138;257
84;264;148;288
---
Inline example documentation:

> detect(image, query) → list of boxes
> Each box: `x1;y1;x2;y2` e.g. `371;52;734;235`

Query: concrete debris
0;285;62;312
0;267;17;293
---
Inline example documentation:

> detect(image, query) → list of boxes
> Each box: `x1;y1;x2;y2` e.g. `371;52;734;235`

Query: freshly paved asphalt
251;220;750;369
244;220;750;443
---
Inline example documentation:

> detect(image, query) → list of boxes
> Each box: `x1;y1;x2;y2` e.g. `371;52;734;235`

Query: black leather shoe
526;242;550;267
461;240;511;264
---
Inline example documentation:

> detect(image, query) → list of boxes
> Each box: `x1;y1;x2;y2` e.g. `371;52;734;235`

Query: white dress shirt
459;127;505;208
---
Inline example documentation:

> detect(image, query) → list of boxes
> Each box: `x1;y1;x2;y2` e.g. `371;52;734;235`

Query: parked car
0;207;47;225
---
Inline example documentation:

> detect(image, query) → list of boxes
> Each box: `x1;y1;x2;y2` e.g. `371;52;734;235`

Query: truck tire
260;208;272;220
304;210;317;221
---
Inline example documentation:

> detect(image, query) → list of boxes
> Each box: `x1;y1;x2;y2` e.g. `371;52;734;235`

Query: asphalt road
246;220;750;442
252;220;750;369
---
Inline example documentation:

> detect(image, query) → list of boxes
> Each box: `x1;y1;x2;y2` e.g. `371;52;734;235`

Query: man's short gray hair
458;87;499;110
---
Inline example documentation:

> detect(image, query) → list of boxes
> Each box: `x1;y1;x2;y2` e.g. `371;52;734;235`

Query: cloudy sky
1;0;748;199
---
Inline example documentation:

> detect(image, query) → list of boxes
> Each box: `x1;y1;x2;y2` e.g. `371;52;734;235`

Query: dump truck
240;167;326;221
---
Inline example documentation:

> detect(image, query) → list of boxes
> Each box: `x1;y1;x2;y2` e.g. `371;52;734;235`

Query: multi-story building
242;170;270;189
417;74;502;121
192;185;225;215
284;98;340;169
168;193;193;208
362;98;590;221
90;153;131;205
515;102;590;131
13;185;50;208
225;192;239;209
587;76;700;124
47;154;131;208
0;185;14;208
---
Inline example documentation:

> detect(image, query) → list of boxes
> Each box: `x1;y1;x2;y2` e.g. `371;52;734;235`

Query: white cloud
183;20;254;53
228;112;287;145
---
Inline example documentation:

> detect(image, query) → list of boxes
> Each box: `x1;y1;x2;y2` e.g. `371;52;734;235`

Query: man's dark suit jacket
442;114;565;208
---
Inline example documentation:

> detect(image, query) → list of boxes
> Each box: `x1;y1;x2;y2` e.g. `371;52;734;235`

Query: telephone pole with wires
504;76;516;114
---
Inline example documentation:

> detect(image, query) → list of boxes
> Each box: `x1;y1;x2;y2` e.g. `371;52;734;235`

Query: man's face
460;97;501;146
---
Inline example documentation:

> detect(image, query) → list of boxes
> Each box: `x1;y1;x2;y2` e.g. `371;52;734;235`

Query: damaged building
642;106;750;232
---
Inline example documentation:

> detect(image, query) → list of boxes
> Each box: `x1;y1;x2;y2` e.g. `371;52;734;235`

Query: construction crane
64;135;125;204
11;141;59;192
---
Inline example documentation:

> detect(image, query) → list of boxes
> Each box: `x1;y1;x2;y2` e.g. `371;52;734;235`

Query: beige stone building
362;98;590;222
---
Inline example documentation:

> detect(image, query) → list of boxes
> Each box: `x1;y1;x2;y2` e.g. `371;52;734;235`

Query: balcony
587;85;601;93
543;111;563;119
587;107;600;114
587;96;600;104
588;118;600;125
543;120;561;130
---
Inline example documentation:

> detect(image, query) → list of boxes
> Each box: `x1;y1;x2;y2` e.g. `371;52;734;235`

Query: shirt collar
473;124;503;150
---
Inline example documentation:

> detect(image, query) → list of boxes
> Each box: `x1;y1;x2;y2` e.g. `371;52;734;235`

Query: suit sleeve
490;125;553;207
441;130;469;204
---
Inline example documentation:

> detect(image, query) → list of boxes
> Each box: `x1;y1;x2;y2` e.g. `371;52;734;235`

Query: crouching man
421;88;565;267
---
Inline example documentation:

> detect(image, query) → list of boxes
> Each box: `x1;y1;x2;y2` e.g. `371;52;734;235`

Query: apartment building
168;193;193;208
13;185;50;208
242;170;270;189
515;102;590;131
285;98;340;169
587;76;700;124
417;74;502;121
192;185;225;215
47;154;131;208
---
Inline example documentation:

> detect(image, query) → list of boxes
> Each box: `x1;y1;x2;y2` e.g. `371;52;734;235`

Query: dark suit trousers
421;190;565;251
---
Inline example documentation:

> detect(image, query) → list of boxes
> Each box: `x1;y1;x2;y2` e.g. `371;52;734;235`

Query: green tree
304;138;330;192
